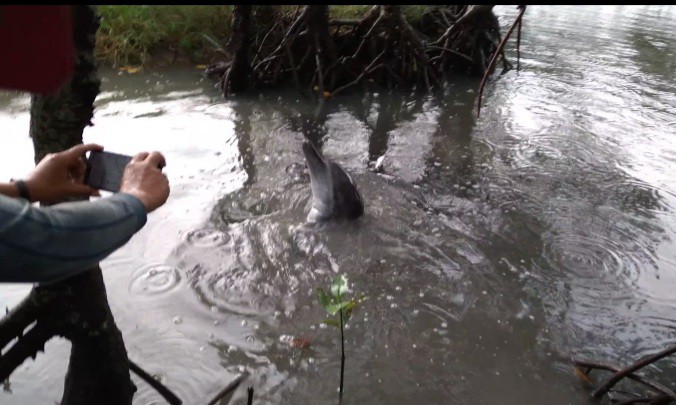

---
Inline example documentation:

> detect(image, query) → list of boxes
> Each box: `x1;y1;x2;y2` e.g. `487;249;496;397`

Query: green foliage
328;5;372;19
96;5;233;66
331;274;349;297
317;275;366;401
328;5;428;21
317;275;365;327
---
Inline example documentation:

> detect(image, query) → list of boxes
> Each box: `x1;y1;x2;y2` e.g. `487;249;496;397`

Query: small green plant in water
317;275;365;403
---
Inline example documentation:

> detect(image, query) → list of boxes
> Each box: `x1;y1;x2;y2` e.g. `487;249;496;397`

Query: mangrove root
208;5;521;100
571;344;676;404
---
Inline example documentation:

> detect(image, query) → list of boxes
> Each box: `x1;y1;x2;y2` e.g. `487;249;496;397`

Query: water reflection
627;23;675;81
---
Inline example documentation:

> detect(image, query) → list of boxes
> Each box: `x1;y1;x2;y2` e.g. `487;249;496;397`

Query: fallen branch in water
571;344;676;404
571;358;676;400
206;373;247;405
476;4;527;118
129;359;183;405
516;11;523;71
592;345;676;399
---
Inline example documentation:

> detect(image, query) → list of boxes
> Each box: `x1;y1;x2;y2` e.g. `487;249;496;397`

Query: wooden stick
571;358;676;400
338;305;345;403
314;35;325;99
425;45;474;64
516;10;523;71
331;50;385;96
284;42;301;90
206;373;247;405
476;5;526;118
591;345;676;399
129;359;183;405
247;386;254;405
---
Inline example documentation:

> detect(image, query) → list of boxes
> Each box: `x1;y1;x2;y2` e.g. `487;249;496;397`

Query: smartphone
84;150;133;192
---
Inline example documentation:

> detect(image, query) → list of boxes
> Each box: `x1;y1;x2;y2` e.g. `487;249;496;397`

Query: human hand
23;143;104;204
119;151;170;213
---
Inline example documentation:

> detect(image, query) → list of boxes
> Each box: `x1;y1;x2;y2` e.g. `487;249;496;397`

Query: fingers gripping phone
84;151;133;192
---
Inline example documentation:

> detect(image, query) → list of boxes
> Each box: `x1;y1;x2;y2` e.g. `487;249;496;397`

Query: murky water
1;5;675;404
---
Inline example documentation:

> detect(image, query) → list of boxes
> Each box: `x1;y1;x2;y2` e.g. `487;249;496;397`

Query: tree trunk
225;5;253;94
306;5;337;62
24;5;136;404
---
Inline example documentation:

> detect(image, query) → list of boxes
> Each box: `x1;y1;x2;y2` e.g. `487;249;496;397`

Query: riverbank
95;6;427;69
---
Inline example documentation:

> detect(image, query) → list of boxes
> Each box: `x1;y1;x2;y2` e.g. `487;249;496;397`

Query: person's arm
0;182;20;198
0;144;169;284
0;193;147;283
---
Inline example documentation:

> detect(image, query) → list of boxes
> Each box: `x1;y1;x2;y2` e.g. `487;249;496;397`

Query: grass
95;6;430;68
328;5;427;20
96;5;233;67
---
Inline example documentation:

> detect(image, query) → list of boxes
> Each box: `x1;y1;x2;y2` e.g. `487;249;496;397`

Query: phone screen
85;150;132;192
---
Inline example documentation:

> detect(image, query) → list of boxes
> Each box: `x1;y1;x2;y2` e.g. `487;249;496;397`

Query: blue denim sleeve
0;193;147;283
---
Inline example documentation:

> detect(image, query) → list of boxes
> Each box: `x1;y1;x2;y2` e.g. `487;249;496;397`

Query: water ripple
184;228;231;248
541;233;656;289
129;263;182;296
600;178;676;216
191;266;277;316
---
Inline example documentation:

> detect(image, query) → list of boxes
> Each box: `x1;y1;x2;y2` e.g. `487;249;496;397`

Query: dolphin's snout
301;139;326;171
301;140;316;158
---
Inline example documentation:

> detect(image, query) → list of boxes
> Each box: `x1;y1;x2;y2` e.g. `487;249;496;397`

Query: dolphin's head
302;139;363;222
302;140;333;220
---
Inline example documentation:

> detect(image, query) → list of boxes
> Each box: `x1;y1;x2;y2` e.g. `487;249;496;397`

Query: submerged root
571;344;676;404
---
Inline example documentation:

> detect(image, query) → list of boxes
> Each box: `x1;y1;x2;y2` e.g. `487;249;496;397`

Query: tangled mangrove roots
206;5;524;103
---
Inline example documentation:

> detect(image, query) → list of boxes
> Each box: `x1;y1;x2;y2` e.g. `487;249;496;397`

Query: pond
0;5;675;405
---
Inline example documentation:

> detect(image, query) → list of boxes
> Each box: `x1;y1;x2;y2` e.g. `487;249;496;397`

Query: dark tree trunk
306;5;336;62
224;5;253;94
60;271;136;405
0;5;137;405
29;7;100;161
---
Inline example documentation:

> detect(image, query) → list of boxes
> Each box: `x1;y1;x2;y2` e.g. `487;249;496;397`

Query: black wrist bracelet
11;179;31;201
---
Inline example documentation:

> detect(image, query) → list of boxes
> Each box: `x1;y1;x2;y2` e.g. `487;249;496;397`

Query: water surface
0;5;675;404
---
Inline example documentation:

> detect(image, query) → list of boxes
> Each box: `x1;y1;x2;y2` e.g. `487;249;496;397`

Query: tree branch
129;359;183;405
476;5;526;118
332;50;385;96
206;373;247;405
572;358;676;400
590;345;676;399
432;5;494;47
0;323;52;381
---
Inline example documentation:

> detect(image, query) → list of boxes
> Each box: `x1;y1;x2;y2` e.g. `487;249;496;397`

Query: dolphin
301;140;364;222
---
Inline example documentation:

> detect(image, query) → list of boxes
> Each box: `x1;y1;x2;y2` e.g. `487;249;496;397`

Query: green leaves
317;275;365;328
318;288;331;309
316;274;368;401
331;275;350;297
326;301;353;315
